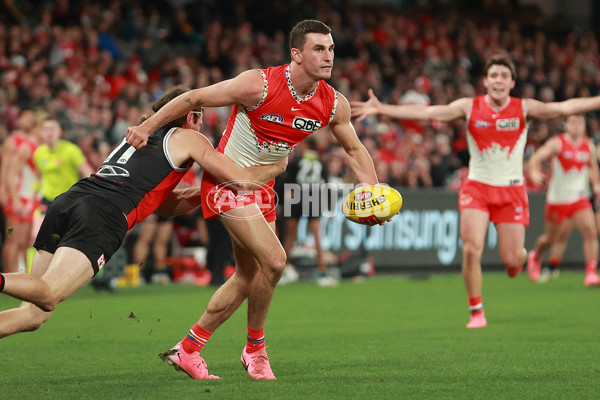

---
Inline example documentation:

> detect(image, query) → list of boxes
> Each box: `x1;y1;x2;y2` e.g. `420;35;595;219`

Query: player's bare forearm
378;99;468;122
528;96;600;119
214;159;288;192
347;146;378;185
157;187;202;217
377;103;429;120
142;92;197;133
558;96;600;116
243;158;288;188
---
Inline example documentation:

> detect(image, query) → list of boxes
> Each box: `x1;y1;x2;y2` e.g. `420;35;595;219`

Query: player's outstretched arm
526;96;600;120
159;132;287;217
527;137;559;186
157;187;202;217
179;131;286;188
351;88;470;122
126;70;265;149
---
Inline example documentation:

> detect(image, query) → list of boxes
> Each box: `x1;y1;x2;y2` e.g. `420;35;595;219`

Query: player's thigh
459;208;489;249
155;220;174;245
12;221;31;245
41;246;94;302
220;205;284;266
573;208;597;238
552;217;575;242
137;218;158;243
495;223;525;256
30;249;54;278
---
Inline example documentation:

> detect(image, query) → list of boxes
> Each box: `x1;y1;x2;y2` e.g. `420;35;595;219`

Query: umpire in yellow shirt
33;118;94;234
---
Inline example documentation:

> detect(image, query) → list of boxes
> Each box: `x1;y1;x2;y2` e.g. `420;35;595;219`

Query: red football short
200;173;277;222
545;197;591;225
3;196;41;224
459;179;529;225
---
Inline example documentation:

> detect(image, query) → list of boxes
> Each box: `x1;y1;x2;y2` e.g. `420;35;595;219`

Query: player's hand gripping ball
341;184;402;226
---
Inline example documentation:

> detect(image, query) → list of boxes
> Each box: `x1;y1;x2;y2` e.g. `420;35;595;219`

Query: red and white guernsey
217;64;338;167
14;134;39;199
201;64;338;220
547;134;592;205
466;96;528;186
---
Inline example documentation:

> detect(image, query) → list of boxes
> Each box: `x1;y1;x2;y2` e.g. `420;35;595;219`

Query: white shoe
316;275;339;287
278;265;299;286
538;267;559;283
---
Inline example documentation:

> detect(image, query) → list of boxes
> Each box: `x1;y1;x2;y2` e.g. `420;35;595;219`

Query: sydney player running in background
352;54;600;328
526;114;600;286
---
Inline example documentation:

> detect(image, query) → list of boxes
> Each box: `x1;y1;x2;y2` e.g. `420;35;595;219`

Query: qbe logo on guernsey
496;118;519;130
293;117;322;132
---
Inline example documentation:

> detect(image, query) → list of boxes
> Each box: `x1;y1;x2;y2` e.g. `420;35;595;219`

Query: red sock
0;273;4;291
182;323;212;354
246;327;265;353
468;296;483;315
549;257;561;270
585;259;598;275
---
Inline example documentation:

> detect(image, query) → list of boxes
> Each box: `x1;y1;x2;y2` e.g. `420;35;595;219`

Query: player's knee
501;252;522;270
37;289;62;312
264;251;287;282
581;226;598;241
462;242;483;263
37;299;58;312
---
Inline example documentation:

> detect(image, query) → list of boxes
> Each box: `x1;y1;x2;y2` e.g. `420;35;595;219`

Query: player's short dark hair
484;54;517;80
289;20;331;50
140;86;191;127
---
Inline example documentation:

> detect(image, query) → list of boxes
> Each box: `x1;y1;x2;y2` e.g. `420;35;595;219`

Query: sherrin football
341;184;403;226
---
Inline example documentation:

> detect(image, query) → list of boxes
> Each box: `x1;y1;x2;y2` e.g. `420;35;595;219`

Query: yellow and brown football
341;184;403;226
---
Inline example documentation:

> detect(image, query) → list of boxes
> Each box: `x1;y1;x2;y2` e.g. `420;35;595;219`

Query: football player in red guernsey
0;87;286;343
126;20;379;380
352;54;600;329
527;114;600;286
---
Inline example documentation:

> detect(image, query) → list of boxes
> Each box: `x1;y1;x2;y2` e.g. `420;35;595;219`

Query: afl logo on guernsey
293;117;322;132
496;118;520;130
261;113;284;124
474;120;490;128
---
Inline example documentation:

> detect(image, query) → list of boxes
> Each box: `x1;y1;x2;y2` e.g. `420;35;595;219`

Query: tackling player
0;87;286;340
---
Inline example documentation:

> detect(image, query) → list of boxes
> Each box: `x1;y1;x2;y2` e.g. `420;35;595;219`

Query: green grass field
1;272;599;399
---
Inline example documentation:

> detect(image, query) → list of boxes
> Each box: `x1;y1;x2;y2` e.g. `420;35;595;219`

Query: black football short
34;191;129;275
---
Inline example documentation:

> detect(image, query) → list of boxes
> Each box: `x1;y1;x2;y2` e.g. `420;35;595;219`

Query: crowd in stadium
2;0;600;191
2;0;600;282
